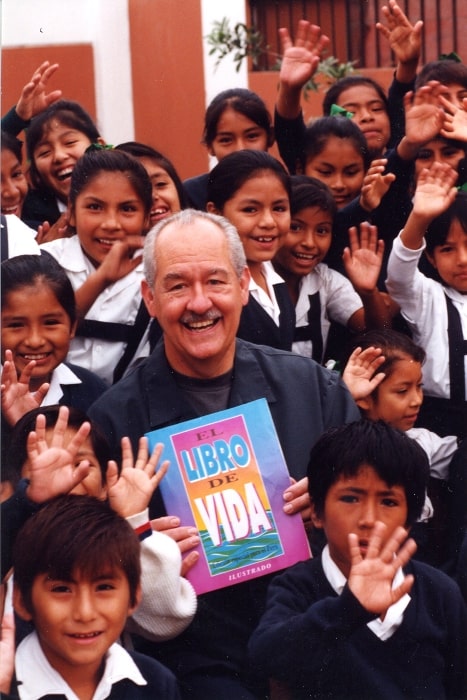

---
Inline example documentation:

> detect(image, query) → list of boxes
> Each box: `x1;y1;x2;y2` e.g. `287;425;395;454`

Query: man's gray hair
143;209;247;288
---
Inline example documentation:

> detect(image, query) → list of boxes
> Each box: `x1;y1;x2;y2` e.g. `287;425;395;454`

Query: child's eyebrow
338;486;402;496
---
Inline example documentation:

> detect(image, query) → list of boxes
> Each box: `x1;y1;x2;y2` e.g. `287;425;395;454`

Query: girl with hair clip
184;88;275;210
39;147;153;385
207;149;296;350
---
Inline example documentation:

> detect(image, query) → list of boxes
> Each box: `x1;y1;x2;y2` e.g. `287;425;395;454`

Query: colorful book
146;398;310;595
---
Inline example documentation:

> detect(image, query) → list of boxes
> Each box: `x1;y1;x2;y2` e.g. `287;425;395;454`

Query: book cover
146;398;310;595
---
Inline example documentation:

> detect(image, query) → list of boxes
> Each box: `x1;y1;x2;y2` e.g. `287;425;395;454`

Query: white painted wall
1;0;135;143
200;0;248;169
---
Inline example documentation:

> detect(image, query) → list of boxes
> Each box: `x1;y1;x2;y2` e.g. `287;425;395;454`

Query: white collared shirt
387;233;467;399
40;235;149;385
321;544;411;641
293;264;362;360
41;362;82;406
15;631;147;700
248;261;284;325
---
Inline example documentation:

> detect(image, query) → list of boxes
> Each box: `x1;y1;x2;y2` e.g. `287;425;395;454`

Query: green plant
206;17;356;95
207;18;265;72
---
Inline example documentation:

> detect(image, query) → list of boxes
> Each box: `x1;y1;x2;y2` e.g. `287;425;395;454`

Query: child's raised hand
440;94;467;142
412;161;458;218
26;405;91;503
342;223;385;294
15;61;62;122
36;213;71;245
360;158;396;212
97;235;145;285
1;350;49;426
342;346;386;400
278;21;330;90
376;0;422;74
348;522;416;615
402;83;446;149
106;436;169;518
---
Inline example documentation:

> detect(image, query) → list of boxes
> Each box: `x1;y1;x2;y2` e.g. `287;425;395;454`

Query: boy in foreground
11;495;181;699
249;421;465;699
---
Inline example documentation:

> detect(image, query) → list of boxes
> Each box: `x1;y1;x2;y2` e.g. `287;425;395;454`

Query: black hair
425;190;467;254
1;253;76;327
289;175;337;219
4;405;112;490
14;495;141;612
115;141;189;209
415;60;467;91
307;420;429;527
299;116;371;172
26;100;101;191
68;148;152;215
203;88;273;147
207;150;290;212
349;329;426;392
322;75;389;117
1;130;23;162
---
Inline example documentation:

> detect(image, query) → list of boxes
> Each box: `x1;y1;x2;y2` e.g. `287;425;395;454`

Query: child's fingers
26;429;40;462
348;532;364;565
33;413;47;447
32;383;50;405
49;405;70;444
65;420;92;457
135;436;154;475
364;521;388;559
120;436;136;470
181;550;200;578
105;460;119;488
151;459;169;490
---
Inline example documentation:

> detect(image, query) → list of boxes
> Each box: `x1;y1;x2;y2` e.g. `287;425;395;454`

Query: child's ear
355;396;372;411
128;583;142;617
206;201;220;215
13;586;33;622
267;127;275;148
310;503;324;529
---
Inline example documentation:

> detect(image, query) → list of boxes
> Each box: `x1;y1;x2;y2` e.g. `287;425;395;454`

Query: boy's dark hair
322;75;389;117
349;329;426;392
415;60;467;91
14;495;141;613
290;175;337;219
5;405;112;490
207;150;290;212
307;420;429;527
425;190;467;254
26;100;101;191
1;130;23;162
299;116;371;172
203;88;274;147
115;141;189;209
69;148;152;215
1;253;76;327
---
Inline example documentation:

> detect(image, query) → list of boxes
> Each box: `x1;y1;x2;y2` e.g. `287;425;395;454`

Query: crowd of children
1;0;466;697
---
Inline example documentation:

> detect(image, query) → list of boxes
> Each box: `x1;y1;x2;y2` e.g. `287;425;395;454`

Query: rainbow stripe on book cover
146;398;310;594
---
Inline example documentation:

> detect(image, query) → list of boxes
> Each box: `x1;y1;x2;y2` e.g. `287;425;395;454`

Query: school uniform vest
237;283;296;351
417;294;467;438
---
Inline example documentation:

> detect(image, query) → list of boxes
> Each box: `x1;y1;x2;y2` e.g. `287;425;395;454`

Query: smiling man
88;208;359;699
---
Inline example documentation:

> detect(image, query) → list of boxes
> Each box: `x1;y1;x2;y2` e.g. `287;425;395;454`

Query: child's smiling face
15;567;139;691
426;220;467;293
274;205;333;278
69;171;148;267
1;283;74;389
32;120;93;201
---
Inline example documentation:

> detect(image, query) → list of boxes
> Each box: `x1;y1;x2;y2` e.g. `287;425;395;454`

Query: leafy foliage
206;17;356;95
